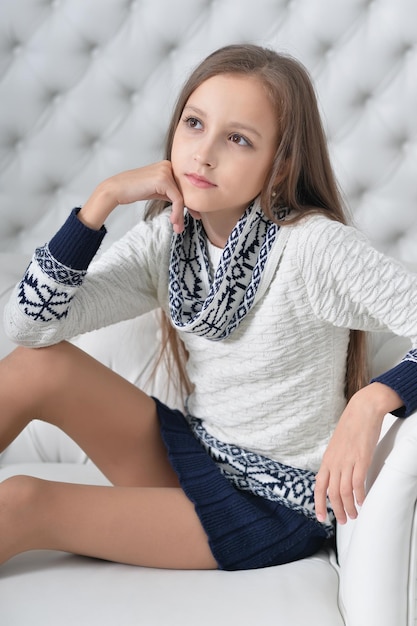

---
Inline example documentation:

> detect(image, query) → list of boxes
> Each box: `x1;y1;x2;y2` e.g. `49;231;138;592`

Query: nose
194;136;217;168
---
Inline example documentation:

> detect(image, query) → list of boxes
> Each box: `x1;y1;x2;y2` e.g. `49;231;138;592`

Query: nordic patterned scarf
169;198;290;340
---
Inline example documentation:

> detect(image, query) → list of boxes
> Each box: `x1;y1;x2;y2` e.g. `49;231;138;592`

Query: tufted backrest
1;0;416;261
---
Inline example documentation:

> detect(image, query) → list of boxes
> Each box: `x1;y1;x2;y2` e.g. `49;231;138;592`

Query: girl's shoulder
289;212;368;248
286;212;371;270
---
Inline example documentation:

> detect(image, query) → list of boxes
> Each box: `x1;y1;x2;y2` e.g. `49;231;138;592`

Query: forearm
371;354;417;417
4;210;107;346
77;161;185;233
78;179;119;230
358;381;403;417
315;381;403;524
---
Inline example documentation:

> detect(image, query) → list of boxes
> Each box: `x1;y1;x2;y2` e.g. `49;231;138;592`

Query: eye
183;116;203;130
229;133;252;147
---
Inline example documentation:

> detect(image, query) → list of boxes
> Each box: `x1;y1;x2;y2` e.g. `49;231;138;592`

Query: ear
272;159;290;188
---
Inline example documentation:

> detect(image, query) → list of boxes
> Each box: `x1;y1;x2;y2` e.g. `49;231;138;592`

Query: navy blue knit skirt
154;398;330;571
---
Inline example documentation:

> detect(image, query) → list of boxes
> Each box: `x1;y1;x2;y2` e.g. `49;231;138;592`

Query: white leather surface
0;551;341;626
1;0;417;263
1;1;417;625
0;463;344;626
338;413;417;626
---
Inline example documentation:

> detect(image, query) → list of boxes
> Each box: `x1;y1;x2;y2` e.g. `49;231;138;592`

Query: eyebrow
183;104;263;139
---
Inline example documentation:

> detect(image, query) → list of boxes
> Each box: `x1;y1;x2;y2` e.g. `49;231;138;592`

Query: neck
199;209;244;248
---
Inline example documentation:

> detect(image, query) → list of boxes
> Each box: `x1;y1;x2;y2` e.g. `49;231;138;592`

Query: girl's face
171;73;278;230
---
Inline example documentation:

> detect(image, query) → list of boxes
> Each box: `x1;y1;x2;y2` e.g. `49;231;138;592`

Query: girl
0;44;416;571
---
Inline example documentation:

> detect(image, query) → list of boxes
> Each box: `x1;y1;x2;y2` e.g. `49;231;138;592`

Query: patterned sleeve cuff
48;208;107;270
371;350;417;417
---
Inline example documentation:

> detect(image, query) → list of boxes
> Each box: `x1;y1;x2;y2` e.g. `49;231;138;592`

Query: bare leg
0;342;217;569
0;476;217;568
0;342;177;487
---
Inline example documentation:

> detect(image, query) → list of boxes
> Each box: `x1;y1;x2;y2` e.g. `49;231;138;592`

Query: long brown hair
146;44;368;401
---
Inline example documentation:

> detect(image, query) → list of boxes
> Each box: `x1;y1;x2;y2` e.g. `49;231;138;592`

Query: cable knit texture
5;211;417;473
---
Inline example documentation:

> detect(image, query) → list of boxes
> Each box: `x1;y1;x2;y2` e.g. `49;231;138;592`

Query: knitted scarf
169;198;290;340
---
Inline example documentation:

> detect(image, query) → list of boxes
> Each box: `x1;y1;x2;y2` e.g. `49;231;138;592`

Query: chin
186;208;202;220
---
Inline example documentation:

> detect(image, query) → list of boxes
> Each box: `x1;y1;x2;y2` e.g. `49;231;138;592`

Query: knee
5;342;73;393
9;342;68;370
0;475;48;561
0;474;44;517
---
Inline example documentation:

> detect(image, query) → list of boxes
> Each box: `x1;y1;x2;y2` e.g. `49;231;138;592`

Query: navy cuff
371;357;417;418
48;208;106;270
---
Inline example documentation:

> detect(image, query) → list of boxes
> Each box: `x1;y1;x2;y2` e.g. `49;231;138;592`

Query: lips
185;173;216;189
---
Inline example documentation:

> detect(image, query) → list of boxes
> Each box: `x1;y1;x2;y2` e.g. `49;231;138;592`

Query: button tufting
350;185;369;204
166;42;178;56
0;0;416;266
47;89;61;105
88;43;100;57
82;134;102;151
5;132;22;152
81;40;100;57
401;43;415;57
317;39;334;58
45;182;62;196
352;91;373;108
385;129;411;151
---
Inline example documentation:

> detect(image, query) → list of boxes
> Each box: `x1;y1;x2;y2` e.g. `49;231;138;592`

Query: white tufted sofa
1;1;417;624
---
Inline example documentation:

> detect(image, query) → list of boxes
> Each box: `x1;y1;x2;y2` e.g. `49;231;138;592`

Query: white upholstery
0;463;343;626
0;1;417;625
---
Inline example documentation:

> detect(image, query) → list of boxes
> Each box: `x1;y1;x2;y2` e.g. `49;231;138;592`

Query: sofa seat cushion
0;463;344;626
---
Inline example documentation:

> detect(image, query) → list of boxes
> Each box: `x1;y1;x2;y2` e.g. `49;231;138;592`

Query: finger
314;468;330;523
326;468;351;525
339;470;358;521
162;177;184;234
169;196;185;234
352;461;367;508
327;486;347;525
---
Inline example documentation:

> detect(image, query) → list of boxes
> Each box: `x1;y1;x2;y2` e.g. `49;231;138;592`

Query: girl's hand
314;382;402;524
78;161;185;233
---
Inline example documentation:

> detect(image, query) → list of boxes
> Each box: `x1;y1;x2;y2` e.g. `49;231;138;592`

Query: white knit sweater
5;211;417;472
